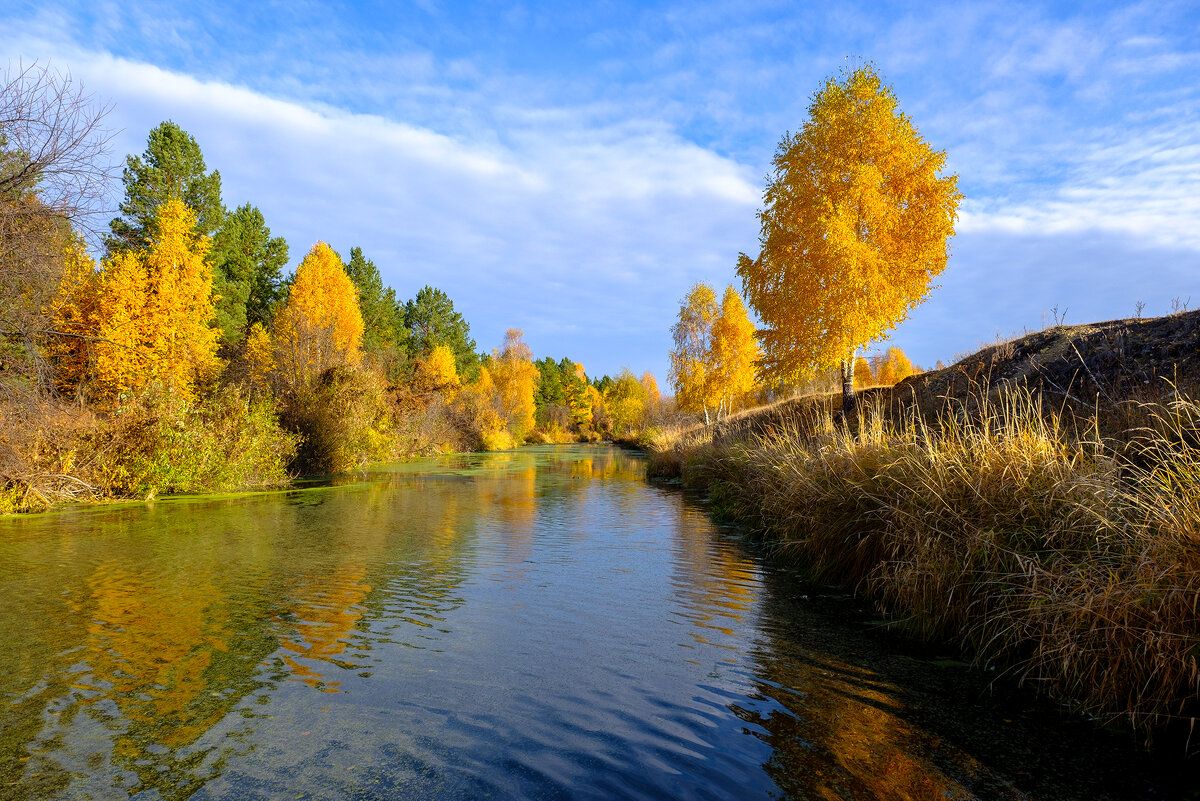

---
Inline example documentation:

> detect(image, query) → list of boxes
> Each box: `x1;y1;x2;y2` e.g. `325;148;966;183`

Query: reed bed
650;387;1200;738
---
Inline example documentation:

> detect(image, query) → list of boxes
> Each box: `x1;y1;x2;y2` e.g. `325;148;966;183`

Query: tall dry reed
658;387;1200;735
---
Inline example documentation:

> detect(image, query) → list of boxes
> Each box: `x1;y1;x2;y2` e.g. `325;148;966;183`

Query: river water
0;445;1185;800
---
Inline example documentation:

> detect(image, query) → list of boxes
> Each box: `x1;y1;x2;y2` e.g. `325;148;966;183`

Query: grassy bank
648;323;1200;741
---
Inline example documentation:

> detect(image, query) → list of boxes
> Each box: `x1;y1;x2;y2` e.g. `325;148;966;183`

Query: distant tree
273;242;363;388
209;203;288;346
640;371;660;415
563;360;592;428
709;286;759;417
489;329;539;442
402;286;478;380
737;65;961;413
853;356;873;388
875;346;915;386
668;282;719;423
605;368;647;435
106;121;224;255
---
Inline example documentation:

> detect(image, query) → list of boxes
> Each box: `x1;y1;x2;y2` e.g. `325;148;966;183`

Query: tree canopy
737;64;960;411
402;286;478;379
209;203;289;346
273;241;364;387
107;121;224;255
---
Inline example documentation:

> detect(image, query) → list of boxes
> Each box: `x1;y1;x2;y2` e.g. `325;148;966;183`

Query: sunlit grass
648;385;1200;734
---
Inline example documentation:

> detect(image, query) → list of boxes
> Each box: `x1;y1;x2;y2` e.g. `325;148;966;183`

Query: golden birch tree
709;285;759;417
668;282;719;422
273;241;364;388
737;64;961;413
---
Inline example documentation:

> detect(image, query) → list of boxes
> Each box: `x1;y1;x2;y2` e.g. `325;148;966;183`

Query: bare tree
1;62;115;392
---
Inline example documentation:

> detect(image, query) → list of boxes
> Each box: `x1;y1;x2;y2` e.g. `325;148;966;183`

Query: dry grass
648;385;1200;737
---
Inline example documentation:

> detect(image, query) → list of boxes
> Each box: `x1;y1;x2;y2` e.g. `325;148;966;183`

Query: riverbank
646;310;1200;744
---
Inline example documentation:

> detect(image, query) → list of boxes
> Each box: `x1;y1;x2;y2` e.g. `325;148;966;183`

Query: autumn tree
737;64;961;413
57;199;220;403
106;121;224;255
209;203;288;346
668;282;719;423
853;356;874;388
640;371;660;419
489;328;539;442
709;286;759;417
272;242;364;389
874;346;915;386
565;361;593;429
605;368;647;435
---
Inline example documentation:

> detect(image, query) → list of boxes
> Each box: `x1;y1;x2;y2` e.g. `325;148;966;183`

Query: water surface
0;446;1182;799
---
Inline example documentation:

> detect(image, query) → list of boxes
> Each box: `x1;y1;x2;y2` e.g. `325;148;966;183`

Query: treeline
0;67;661;511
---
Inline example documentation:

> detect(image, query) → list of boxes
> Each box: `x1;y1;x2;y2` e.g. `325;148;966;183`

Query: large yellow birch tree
737;65;960;413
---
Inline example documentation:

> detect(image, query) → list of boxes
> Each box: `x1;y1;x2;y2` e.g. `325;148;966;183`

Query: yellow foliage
489;329;539;442
56;199;220;404
739;65;961;382
709;286;759;415
640;371;660;412
425;344;460;392
565;362;593;428
875;346;915;386
273;242;364;388
854;356;874;388
244;322;275;391
605;368;647;435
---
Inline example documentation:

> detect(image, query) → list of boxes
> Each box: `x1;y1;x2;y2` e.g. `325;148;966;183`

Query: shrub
280;365;395;474
96;384;297;498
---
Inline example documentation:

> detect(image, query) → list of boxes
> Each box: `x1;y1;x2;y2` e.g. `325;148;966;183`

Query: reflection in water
0;445;1183;800
278;564;372;692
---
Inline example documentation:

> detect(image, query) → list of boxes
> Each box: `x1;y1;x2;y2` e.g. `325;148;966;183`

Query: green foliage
98;385;297;498
402;286;479;380
345;246;408;378
209;203;289;345
106;121;224;255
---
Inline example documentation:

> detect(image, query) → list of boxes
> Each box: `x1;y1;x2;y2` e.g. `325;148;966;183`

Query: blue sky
3;0;1198;382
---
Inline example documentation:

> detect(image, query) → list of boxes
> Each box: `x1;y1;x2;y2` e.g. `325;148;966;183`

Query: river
0;445;1185;800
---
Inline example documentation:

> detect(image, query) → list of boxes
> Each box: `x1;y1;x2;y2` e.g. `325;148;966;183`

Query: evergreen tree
209;203;288;346
402;286;478;380
107;121;224;255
